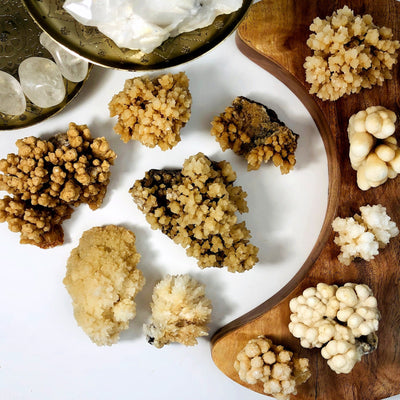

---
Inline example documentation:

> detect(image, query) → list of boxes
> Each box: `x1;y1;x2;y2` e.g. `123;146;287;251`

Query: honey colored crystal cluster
109;72;192;150
130;152;259;272
304;6;400;101
211;97;298;174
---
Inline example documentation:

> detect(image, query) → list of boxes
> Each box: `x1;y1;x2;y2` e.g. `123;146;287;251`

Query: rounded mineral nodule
39;32;88;83
0;70;26;116
18;57;66;108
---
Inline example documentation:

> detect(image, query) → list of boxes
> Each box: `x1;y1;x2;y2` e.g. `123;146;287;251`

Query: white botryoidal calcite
289;283;380;374
332;204;398;265
40;32;88;83
348;106;399;190
144;274;212;348
234;336;311;400
18;57;66;108
0;70;26;116
63;0;243;53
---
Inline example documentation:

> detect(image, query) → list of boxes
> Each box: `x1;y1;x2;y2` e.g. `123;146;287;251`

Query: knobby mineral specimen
109;72;192;150
304;6;400;101
144;274;212;348
130;152;259;272
64;225;145;346
211;97;299;174
0;122;116;248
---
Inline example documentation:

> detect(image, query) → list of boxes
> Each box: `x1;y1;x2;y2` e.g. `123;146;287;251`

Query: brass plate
21;0;253;70
0;0;91;131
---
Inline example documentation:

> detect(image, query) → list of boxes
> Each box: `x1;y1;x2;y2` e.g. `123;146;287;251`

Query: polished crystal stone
40;33;88;83
0;70;26;116
18;57;66;109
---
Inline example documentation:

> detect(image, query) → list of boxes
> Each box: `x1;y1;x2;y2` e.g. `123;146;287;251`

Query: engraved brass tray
0;0;91;131
21;0;253;70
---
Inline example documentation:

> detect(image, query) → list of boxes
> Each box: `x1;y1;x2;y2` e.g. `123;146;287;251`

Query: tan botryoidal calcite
211;97;298;174
144;274;212;348
304;6;400;101
109;72;192;150
129;152;259;273
0;123;116;248
234;336;311;400
64;225;145;346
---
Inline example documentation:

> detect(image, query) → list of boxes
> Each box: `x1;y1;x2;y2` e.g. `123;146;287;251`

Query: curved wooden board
211;1;400;399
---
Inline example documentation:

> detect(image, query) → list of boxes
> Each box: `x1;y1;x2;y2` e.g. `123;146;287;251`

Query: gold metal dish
21;0;253;70
0;0;91;131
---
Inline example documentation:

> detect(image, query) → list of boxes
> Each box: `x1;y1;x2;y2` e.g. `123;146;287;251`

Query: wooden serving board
211;1;400;399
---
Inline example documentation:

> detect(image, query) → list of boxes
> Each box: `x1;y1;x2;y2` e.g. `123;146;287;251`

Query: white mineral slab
40;33;88;83
18;57;66;109
63;0;243;53
0;70;26;116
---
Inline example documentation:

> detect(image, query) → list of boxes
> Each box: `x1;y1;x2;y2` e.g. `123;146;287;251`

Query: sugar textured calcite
40;33;88;83
18;57;66;108
0;70;26;116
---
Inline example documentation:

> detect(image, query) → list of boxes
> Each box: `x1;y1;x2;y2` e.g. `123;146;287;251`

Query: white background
0;31;397;400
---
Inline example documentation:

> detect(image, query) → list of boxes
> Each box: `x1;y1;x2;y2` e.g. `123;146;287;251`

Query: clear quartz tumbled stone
39;33;88;82
18;57;66;108
0;70;26;116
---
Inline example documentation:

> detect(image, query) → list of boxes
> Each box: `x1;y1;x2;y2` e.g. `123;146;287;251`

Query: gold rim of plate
0;0;92;131
21;0;253;70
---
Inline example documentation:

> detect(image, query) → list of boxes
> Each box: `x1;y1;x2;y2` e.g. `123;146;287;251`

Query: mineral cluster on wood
234;336;311;400
64;225;145;346
289;283;380;374
304;6;400;101
109;72;192;150
211;96;298;174
129;152;259;272
332;204;398;265
0;123;116;248
144;274;212;348
348;106;399;190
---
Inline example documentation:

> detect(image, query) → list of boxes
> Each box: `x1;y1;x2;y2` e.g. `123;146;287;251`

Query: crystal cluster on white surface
18;57;66;109
40;32;89;83
0;71;26;116
63;0;243;53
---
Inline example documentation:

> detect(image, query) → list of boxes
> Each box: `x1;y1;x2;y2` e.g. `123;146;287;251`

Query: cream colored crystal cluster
143;274;212;348
64;225;145;346
289;283;380;374
332;204;398;265
348;106;399;190
304;6;400;101
234;336;311;400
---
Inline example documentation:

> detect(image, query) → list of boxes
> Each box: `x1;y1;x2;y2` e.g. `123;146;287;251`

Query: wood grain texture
211;1;400;399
